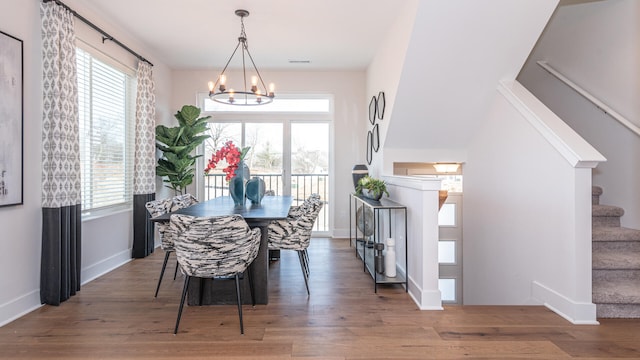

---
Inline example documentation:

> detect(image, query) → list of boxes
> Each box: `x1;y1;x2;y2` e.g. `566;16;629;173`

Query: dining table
151;195;293;305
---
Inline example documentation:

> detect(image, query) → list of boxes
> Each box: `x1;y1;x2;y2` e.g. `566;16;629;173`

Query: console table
349;194;408;292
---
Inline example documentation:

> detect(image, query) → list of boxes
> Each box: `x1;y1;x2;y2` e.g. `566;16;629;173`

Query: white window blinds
77;47;135;212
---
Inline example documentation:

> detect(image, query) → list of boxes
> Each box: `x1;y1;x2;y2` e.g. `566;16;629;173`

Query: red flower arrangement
204;141;250;181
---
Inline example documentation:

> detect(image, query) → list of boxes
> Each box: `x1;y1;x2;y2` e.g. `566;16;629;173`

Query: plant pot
361;188;382;201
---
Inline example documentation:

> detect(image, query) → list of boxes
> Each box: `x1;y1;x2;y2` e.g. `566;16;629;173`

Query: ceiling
77;0;406;71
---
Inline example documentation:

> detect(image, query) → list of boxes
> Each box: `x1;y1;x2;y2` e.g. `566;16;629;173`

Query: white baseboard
408;274;444;310
1;248;134;328
82;248;133;285
532;281;599;325
0;290;42;327
332;227;350;239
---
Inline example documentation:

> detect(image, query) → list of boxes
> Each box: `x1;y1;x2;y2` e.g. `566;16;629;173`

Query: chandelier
208;9;275;106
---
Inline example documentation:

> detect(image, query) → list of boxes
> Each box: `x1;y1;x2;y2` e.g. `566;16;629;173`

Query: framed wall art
0;30;24;207
376;91;385;120
368;95;377;125
366;130;373;165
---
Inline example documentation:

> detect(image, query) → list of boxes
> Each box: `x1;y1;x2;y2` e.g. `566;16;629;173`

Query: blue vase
229;175;245;207
246;177;266;204
229;161;250;207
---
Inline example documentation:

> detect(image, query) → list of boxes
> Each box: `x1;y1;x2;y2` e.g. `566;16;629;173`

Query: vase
361;188;382;201
246;177;266;205
352;164;368;191
229;161;250;207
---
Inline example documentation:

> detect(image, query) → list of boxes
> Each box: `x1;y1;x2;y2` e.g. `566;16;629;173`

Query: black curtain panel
40;206;81;305
133;193;156;258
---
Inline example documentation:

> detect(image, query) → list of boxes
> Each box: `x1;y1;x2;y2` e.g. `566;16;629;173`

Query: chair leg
303;249;310;270
247;266;255;307
297;250;310;295
234;274;244;334
174;275;191;334
155;251;171;297
173;259;179;280
302;249;310;276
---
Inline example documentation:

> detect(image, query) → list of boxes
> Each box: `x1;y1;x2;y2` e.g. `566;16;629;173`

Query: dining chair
267;193;323;295
145;193;198;297
169;214;261;335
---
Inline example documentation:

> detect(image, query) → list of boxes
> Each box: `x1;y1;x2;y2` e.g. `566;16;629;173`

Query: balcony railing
204;173;329;231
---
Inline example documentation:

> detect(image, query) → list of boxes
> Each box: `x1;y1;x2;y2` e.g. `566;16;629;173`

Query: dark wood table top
150;195;293;223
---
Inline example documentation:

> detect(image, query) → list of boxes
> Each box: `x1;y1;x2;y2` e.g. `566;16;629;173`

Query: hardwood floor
1;238;640;359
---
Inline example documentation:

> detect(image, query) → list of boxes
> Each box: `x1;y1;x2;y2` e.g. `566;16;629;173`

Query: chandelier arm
244;46;270;95
211;41;242;90
241;41;248;97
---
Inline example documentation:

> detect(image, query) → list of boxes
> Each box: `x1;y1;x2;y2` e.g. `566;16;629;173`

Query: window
199;93;333;232
76;47;135;213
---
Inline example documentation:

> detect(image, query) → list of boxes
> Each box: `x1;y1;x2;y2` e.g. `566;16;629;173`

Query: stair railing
537;61;640;138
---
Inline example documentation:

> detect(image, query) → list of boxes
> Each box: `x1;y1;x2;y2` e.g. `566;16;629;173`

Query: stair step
593;278;640;304
593;250;640;270
593;269;640;283
592;186;603;196
592;205;624;228
592;226;640;242
592;186;603;205
597;304;640;318
592;204;624;217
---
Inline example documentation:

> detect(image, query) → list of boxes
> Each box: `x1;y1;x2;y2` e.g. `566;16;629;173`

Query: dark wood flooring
1;238;640;359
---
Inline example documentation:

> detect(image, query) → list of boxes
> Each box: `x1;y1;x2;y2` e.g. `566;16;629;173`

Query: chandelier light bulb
251;76;258;93
208;81;214;92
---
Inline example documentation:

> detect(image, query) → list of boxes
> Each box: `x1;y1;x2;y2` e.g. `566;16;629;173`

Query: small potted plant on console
356;175;389;201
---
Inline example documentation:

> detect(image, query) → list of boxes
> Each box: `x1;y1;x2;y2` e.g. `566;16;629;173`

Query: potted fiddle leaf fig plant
356;175;389;201
155;105;211;195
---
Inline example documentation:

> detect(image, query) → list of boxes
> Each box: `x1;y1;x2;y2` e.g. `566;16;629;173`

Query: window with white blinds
76;47;135;213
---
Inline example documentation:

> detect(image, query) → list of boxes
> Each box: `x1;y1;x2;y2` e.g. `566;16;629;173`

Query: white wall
365;0;418;177
518;0;640;229
171;69;366;237
0;0;44;327
464;81;602;324
382;0;559;167
0;0;172;326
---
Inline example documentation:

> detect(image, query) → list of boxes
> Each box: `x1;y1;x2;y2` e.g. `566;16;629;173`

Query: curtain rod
43;0;153;67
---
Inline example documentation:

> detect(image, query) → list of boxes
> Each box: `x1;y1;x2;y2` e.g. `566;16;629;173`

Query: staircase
592;186;640;318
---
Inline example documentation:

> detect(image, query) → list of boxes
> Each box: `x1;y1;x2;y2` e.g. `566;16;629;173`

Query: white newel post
383;176;443;310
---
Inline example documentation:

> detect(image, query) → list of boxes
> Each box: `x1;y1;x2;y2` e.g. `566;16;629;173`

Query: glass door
244;123;284;195
291;122;329;231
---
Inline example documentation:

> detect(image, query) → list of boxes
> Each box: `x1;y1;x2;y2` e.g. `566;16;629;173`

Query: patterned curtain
132;61;157;258
40;1;82;305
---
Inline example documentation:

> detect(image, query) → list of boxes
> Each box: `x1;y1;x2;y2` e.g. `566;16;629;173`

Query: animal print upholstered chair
145;193;198;297
168;214;261;335
267;193;323;295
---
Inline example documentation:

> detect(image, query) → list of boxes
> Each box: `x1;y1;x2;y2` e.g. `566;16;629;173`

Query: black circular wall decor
376;91;385;120
368;96;377;125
